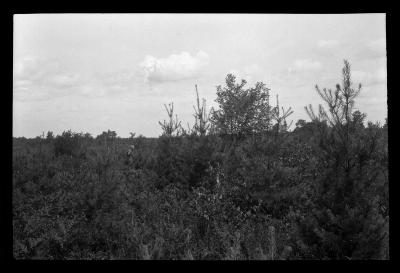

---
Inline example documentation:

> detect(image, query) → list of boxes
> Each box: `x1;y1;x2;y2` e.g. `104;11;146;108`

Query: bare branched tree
271;94;294;133
158;102;182;137
192;85;211;136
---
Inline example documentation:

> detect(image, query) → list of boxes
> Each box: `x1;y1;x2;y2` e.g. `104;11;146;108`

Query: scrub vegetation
13;60;388;259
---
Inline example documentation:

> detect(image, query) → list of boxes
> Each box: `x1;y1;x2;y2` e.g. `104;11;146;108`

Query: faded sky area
13;14;387;138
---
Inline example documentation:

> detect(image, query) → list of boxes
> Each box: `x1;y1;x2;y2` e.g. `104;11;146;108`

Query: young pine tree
300;60;388;259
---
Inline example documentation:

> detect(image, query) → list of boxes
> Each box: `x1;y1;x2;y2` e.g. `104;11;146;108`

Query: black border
2;4;395;269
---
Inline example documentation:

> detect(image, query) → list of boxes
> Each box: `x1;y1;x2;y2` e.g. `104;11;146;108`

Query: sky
13;14;387;138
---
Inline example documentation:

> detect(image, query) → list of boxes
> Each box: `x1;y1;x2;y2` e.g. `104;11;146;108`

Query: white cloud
101;69;141;86
272;59;324;89
13;57;82;100
80;84;107;98
317;40;339;48
367;38;386;53
274;69;313;88
353;38;386;61
47;73;81;88
243;64;264;75
14;57;57;82
13;56;142;100
352;67;387;86
292;59;322;71
140;51;210;84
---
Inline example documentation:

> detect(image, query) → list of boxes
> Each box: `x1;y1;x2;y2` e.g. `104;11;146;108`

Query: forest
12;60;389;260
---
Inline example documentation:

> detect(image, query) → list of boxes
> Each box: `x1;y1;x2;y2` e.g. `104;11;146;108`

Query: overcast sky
13;14;387;138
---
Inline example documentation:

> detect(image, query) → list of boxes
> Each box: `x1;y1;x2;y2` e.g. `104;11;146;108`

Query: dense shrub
54;130;86;158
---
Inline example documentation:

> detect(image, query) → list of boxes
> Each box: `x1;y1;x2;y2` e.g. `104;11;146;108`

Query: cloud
291;59;322;72
13;57;83;100
353;38;386;61
80;84;107;98
13;56;143;100
365;38;387;59
273;69;313;88
46;73;81;88
14;57;58;82
352;67;387;86
271;59;325;89
367;38;386;53
317;40;340;48
140;51;210;84
243;64;265;77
